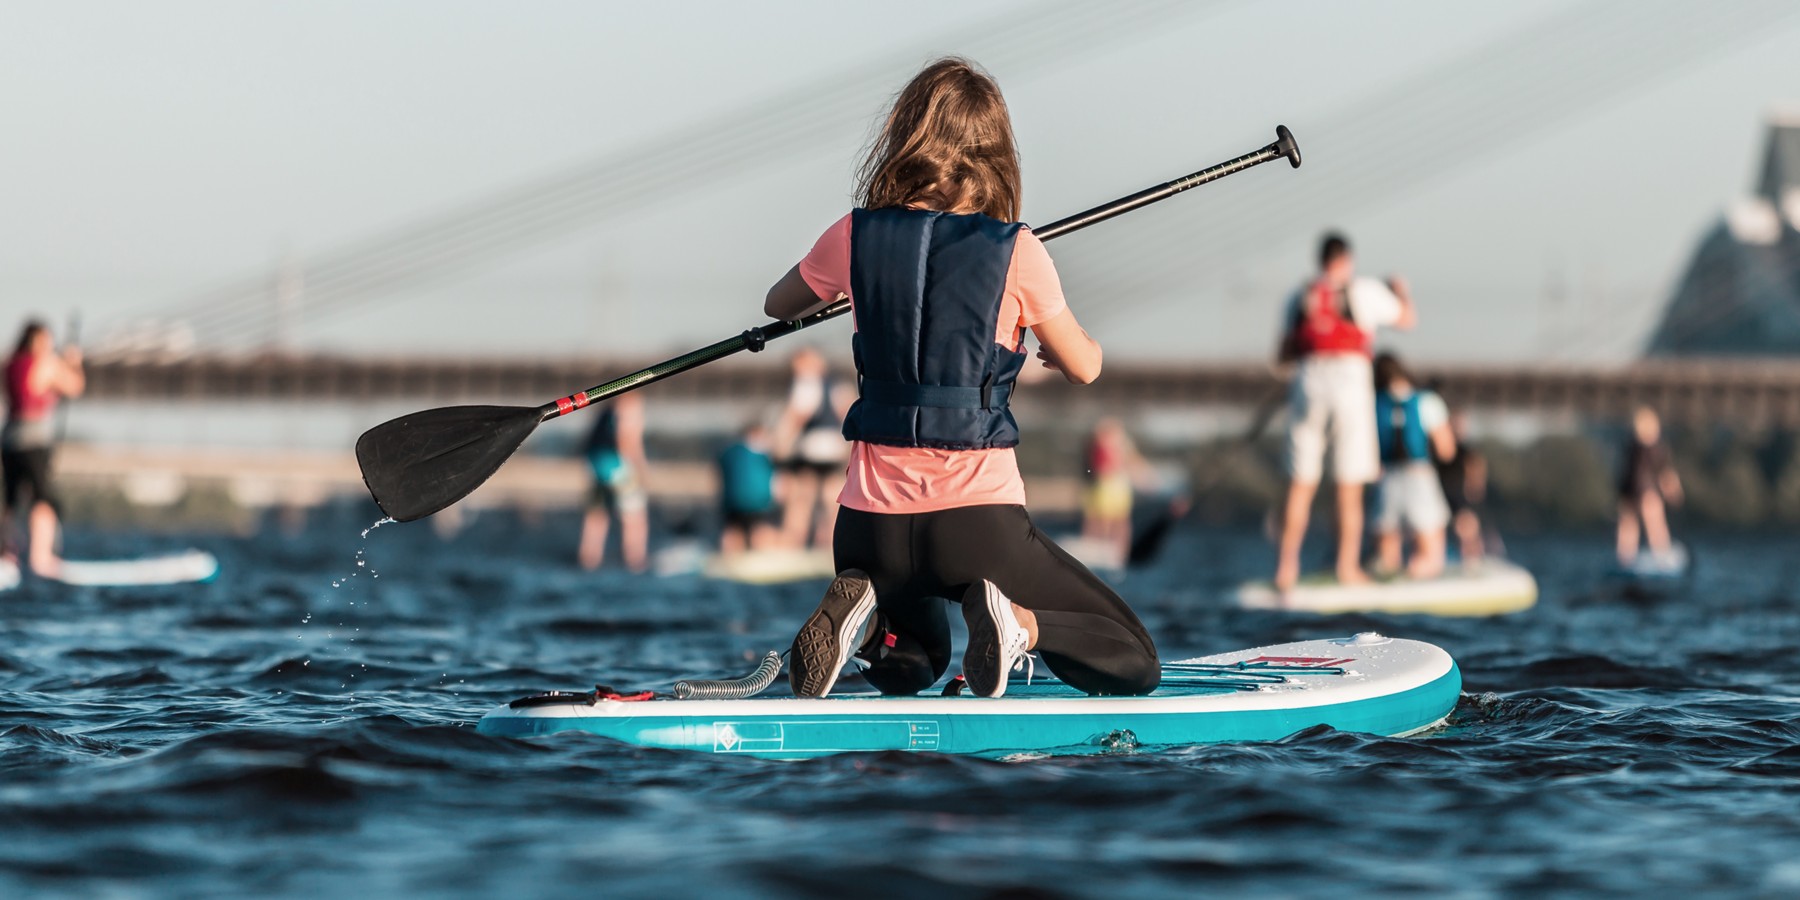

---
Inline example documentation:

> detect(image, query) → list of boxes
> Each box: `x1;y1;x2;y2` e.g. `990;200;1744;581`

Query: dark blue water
4;510;1799;898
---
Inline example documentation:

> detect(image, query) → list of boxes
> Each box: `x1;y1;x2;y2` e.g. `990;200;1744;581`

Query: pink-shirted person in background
3;320;84;577
763;58;1159;700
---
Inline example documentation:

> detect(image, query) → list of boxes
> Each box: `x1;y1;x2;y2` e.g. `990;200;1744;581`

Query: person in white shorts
1273;233;1416;591
1370;353;1455;579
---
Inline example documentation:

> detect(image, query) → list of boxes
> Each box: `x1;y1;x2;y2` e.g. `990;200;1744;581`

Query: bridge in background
86;354;1800;431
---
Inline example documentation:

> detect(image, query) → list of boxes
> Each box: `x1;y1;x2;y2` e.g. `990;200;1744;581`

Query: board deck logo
1245;655;1353;668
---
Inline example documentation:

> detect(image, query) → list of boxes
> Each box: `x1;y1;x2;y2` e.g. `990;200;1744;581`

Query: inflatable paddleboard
1057;535;1127;574
0;549;219;589
1235;559;1537;617
1608;543;1690;582
701;548;837;585
477;634;1459;759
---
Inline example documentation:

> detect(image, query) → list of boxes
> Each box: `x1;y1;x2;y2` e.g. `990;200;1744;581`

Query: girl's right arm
765;265;834;320
1030;308;1102;385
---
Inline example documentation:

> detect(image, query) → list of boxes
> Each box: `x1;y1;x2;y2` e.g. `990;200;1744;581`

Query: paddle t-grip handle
541;125;1302;419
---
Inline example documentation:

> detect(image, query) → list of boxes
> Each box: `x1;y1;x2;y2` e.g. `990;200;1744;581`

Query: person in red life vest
3;320;85;577
763;58;1158;700
1272;233;1416;592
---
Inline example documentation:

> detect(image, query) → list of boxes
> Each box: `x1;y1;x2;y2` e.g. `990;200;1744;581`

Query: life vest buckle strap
858;379;1011;410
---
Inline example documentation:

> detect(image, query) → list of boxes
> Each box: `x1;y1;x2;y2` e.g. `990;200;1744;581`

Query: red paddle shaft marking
554;393;591;416
1246;656;1354;668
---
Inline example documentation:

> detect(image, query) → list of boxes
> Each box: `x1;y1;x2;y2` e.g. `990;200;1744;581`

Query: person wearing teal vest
577;393;649;573
1371;353;1456;579
717;422;779;554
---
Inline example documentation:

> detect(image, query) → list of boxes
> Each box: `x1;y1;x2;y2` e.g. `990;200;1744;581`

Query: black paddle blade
355;405;542;522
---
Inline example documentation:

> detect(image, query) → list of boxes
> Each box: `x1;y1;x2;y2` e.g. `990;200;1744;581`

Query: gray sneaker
788;570;876;698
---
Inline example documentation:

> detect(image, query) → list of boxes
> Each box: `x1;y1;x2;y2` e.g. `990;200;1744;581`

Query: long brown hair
856;58;1022;222
12;320;47;359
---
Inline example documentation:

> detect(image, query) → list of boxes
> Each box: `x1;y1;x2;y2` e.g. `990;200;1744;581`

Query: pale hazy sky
2;0;1797;362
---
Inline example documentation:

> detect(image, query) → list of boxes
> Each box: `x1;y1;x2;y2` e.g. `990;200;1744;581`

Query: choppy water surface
4;509;1799;898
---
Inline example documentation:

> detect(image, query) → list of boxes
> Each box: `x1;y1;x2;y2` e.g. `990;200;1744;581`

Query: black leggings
1;447;57;515
833;504;1160;696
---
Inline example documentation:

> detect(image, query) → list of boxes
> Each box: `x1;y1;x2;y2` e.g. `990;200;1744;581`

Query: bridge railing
82;354;1800;430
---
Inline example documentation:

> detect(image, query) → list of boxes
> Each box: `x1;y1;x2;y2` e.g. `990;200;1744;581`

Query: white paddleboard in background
0;549;219;589
701;548;837;585
1236;558;1538;617
1610;543;1690;581
1057;535;1127;574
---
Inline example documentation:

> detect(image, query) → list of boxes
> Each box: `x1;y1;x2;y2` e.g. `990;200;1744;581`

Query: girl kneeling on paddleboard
765;58;1159;699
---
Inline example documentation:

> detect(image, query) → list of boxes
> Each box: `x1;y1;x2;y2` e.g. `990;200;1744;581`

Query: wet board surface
0;549;219;589
1235;559;1538;617
700;548;837;585
477;635;1459;759
1609;543;1690;582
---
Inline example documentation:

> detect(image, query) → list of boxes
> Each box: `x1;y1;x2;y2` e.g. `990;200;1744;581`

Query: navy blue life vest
840;207;1026;450
1376;391;1431;463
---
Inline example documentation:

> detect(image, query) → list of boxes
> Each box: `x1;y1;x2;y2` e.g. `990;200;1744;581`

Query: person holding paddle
1272;233;1416;592
3;320;84;577
764;58;1159;699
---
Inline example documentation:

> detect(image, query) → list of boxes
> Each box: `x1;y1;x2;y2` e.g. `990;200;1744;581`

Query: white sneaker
960;580;1032;698
789;570;876;698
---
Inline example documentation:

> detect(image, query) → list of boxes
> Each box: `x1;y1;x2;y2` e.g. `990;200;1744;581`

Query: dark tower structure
1647;112;1800;355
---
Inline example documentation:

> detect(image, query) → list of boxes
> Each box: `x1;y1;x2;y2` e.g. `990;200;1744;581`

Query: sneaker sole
789;570;875;698
961;581;1010;699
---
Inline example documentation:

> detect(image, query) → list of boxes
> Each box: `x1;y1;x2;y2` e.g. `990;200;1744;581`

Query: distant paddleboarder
1081;417;1156;565
1616;406;1682;567
1370;354;1454;580
773;347;852;551
1273;232;1416;591
763;57;1159;699
717;421;779;554
577;394;649;573
1436;408;1489;564
3;320;84;577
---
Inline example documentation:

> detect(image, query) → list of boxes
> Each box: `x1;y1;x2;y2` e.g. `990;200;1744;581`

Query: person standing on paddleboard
1370;353;1455;580
1273;233;1416;592
1436;407;1489;564
717;421;780;555
3;320;84;577
577;393;649;573
773;347;853;551
1616;406;1683;567
764;58;1159;700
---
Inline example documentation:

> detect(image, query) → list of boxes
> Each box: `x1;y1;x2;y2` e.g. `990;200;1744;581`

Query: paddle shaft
535;128;1301;422
54;313;81;444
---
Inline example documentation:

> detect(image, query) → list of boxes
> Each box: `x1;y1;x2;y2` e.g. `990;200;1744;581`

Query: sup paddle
54;312;81;444
357;126;1303;522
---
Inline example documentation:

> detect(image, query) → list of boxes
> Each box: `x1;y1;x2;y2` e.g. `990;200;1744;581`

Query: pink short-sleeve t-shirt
798;212;1068;515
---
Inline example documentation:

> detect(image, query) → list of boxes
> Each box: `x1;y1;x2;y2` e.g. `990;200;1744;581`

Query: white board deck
701;548;837;585
0;549;219;588
1235;559;1537;617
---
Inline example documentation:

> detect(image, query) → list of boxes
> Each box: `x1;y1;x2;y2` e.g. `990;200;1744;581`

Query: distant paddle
357;127;1304;522
54;312;80;444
